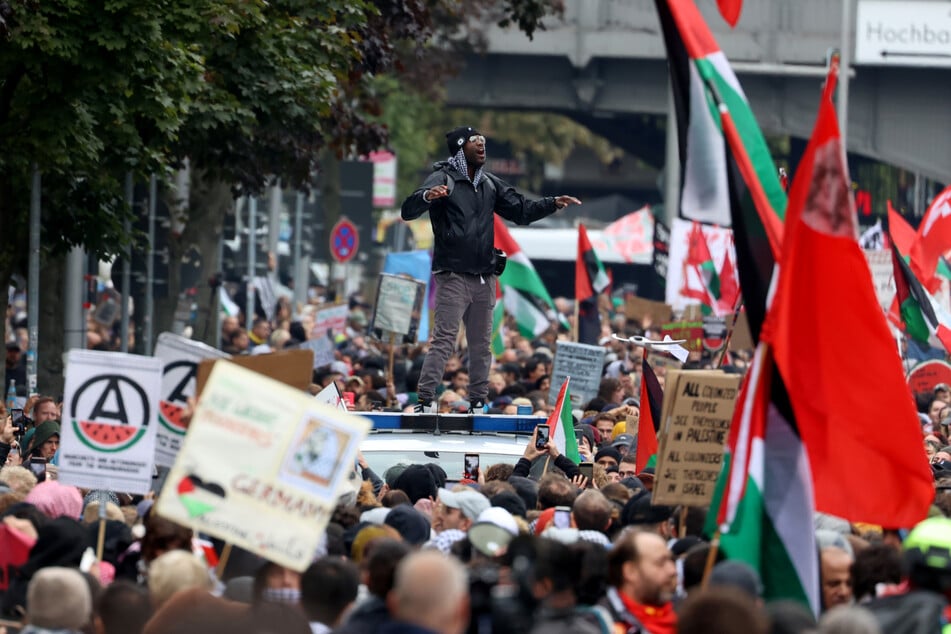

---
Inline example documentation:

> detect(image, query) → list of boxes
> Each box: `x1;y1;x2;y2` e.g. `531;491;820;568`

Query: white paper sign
154;333;230;467
549;342;606;408
315;382;349;412
59;350;163;495
156;362;369;570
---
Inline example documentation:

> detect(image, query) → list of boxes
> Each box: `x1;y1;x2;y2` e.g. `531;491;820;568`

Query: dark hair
537;473;578;510
301;557;360;626
851;544;902;602
380;490;411;508
364;538;410;598
97;580;152;634
484;463;515;482
677;586;768;634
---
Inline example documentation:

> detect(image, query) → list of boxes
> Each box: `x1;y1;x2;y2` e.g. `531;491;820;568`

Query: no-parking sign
330;218;359;263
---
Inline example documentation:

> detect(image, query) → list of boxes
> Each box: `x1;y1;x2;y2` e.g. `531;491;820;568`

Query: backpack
438;165;498;198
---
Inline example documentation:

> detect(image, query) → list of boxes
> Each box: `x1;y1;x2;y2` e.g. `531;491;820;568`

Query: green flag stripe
901;297;932;343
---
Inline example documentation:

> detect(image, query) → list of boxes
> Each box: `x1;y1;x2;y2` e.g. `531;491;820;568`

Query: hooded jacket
401;162;558;275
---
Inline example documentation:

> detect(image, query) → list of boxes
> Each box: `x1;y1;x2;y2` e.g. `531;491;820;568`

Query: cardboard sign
369;273;425;342
549;342;606;408
154;333;230;468
311;304;349;340
196;349;314;397
59;350;162;495
652;370;741;507
624;296;673;328
156;362;370;571
727;311;754;352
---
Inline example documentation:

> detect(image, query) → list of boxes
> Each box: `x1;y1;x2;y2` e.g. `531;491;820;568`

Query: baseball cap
438;487;490;520
612;434;635;450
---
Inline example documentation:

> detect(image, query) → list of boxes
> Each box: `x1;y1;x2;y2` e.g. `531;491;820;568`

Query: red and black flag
634;349;664;474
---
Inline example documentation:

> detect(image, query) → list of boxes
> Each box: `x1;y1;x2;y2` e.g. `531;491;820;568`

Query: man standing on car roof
401;126;580;415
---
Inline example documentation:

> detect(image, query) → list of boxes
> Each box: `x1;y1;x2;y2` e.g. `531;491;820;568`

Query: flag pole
701;530;721;589
573;300;580;342
217;543;233;580
715;298;745;368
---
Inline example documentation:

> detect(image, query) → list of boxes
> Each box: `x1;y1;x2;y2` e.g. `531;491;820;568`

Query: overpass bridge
446;0;951;200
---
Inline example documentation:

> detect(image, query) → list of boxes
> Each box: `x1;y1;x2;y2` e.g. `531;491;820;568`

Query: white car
360;412;542;482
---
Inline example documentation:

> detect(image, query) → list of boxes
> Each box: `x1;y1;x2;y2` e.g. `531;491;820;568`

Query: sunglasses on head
467;134;485;144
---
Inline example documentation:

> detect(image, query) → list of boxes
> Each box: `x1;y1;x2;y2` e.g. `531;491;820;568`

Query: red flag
717;0;743;27
887;201;916;256
910;185;951;290
718;246;740;311
635;349;664;474
764;59;934;527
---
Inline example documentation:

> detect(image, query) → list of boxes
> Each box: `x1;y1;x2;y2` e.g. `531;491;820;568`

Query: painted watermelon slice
159;400;187;435
72;420;145;453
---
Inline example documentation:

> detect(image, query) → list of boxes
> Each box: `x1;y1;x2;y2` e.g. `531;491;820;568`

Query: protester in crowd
95;580;153;634
148;550;215;608
380;550;470;634
820;543;855;611
301;557;360;634
602;529;678;633
401;126;579;415
19;567;92;634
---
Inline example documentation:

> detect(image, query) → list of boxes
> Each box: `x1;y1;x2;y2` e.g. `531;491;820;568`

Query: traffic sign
855;1;951;68
329;218;359;263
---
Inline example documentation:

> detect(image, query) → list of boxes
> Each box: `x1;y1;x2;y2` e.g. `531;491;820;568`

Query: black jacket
401;162;558;275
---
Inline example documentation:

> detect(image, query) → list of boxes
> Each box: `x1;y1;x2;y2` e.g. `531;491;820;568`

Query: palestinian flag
576;223;609;300
891;240;951;353
494;215;565;339
682;221;722;315
706;344;819;613
657;0;816;612
888;201;951;291
547;377;581;464
656;0;785;341
634;349;663;474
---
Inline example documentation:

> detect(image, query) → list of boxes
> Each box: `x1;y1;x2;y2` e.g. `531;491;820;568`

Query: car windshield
362;450;522;482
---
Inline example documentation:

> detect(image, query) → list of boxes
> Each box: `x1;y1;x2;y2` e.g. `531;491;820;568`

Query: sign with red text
156;362;370;571
59;350;162;495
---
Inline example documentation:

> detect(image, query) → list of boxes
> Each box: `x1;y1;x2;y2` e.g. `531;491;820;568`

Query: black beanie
445;126;479;155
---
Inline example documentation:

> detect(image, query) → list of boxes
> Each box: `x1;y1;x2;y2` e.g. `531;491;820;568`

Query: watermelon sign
154;333;229;467
58;350;162;495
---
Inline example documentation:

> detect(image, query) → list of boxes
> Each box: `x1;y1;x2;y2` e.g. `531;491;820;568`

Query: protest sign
59;350;162;495
154;333;230;467
624;296;673;328
549;342;605;407
652;370;740;507
907;359;951;398
156;362;370;571
298;336;336;369
369;273;425;342
727;311;754;351
660;321;703;352
315;382;349;412
196;349;314;397
864;249;896;314
311;304;349;340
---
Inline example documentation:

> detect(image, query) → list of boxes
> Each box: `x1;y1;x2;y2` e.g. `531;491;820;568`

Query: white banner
665;219;735;313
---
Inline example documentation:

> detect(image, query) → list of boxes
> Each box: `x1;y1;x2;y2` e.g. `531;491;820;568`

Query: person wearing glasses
401;125;581;415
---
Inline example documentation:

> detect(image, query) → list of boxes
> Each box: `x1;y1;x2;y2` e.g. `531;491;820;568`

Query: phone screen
464;453;480;480
28;458;47;481
535;425;550;449
553;506;571;529
579;462;594;482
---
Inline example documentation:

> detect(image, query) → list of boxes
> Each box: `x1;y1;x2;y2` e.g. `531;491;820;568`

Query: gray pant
417;272;496;403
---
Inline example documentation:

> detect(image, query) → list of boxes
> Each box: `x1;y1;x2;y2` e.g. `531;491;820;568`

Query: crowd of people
2;277;951;634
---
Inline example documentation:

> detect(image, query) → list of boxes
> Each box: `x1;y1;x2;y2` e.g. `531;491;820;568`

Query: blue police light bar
363;412;544;434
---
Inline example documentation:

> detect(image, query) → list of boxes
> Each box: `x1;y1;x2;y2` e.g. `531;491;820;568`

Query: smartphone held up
535;424;550;450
